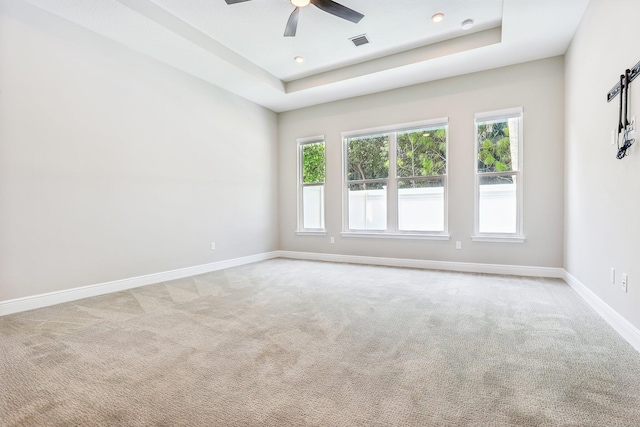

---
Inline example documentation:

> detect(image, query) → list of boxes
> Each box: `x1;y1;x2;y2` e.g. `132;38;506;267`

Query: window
345;133;389;230
342;119;449;238
396;127;447;232
297;136;325;233
473;108;524;242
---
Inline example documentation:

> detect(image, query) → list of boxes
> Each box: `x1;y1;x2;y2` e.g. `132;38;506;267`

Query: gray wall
278;57;565;268
565;0;640;330
0;1;279;301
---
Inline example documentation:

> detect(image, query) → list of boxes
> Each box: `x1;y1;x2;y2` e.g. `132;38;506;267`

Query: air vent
349;34;370;47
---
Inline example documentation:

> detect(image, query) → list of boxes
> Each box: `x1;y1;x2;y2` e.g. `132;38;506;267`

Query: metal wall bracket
607;60;640;102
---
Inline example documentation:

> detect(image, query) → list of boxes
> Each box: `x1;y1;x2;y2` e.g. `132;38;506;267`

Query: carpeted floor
2;259;640;426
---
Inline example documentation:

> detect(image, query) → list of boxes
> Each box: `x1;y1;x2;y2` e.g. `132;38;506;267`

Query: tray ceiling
20;0;590;112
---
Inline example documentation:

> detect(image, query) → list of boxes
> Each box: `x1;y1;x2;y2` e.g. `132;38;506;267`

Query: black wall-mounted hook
618;74;625;133
624;69;630;129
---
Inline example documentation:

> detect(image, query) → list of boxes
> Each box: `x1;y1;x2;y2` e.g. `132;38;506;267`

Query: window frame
472;107;525;243
296;135;326;235
341;119;450;240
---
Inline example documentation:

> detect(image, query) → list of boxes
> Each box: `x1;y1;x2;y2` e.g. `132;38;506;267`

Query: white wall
0;1;279;302
279;57;565;268
565;0;640;330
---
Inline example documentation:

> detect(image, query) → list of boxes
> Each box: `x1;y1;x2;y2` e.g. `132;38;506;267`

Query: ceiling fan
224;0;364;37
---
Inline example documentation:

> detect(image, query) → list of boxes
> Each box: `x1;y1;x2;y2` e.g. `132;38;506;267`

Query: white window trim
340;231;450;241
470;235;525;243
472;107;525;243
296;231;328;236
341;118;449;140
297;135;326;234
341;118;449;238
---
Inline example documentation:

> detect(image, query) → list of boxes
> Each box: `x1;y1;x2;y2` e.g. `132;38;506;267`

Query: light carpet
2;259;640;426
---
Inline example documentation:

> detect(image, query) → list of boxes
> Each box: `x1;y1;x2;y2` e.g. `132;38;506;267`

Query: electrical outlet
622;274;628;293
211;242;216;250
455;241;462;250
330;237;335;244
611;268;616;284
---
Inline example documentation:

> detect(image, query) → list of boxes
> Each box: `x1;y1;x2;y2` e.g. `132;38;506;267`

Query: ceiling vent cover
349;34;370;47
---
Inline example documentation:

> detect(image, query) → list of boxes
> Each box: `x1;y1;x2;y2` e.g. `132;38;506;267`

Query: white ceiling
21;0;590;112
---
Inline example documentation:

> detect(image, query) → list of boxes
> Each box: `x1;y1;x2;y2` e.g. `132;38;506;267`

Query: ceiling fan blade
310;0;363;23
284;7;300;37
224;0;252;4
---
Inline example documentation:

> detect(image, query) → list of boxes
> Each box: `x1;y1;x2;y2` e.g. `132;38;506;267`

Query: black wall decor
607;60;639;159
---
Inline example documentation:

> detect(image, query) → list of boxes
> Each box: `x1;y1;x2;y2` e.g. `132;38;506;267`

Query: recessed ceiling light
291;0;310;7
431;13;444;23
461;19;474;30
294;56;304;63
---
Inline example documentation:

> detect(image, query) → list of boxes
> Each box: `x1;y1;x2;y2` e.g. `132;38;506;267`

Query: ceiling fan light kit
224;0;364;37
291;0;311;7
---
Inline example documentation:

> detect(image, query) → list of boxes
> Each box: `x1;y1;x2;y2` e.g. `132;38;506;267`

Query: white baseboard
276;250;565;278
0;251;279;317
563;271;640;353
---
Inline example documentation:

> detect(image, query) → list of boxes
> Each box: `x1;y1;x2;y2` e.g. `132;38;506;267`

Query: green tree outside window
302;142;325;184
346;135;389;183
477;120;516;183
397;128;446;188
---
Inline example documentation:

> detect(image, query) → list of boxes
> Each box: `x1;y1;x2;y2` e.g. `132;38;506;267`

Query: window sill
340;232;450;241
296;231;327;236
471;235;526;243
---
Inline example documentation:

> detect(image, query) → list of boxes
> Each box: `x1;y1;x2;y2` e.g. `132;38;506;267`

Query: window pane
398;179;444;232
478;175;517;233
347;135;389;181
303;185;324;229
302;142;325;184
397;127;447;178
348;182;386;230
477;117;519;173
